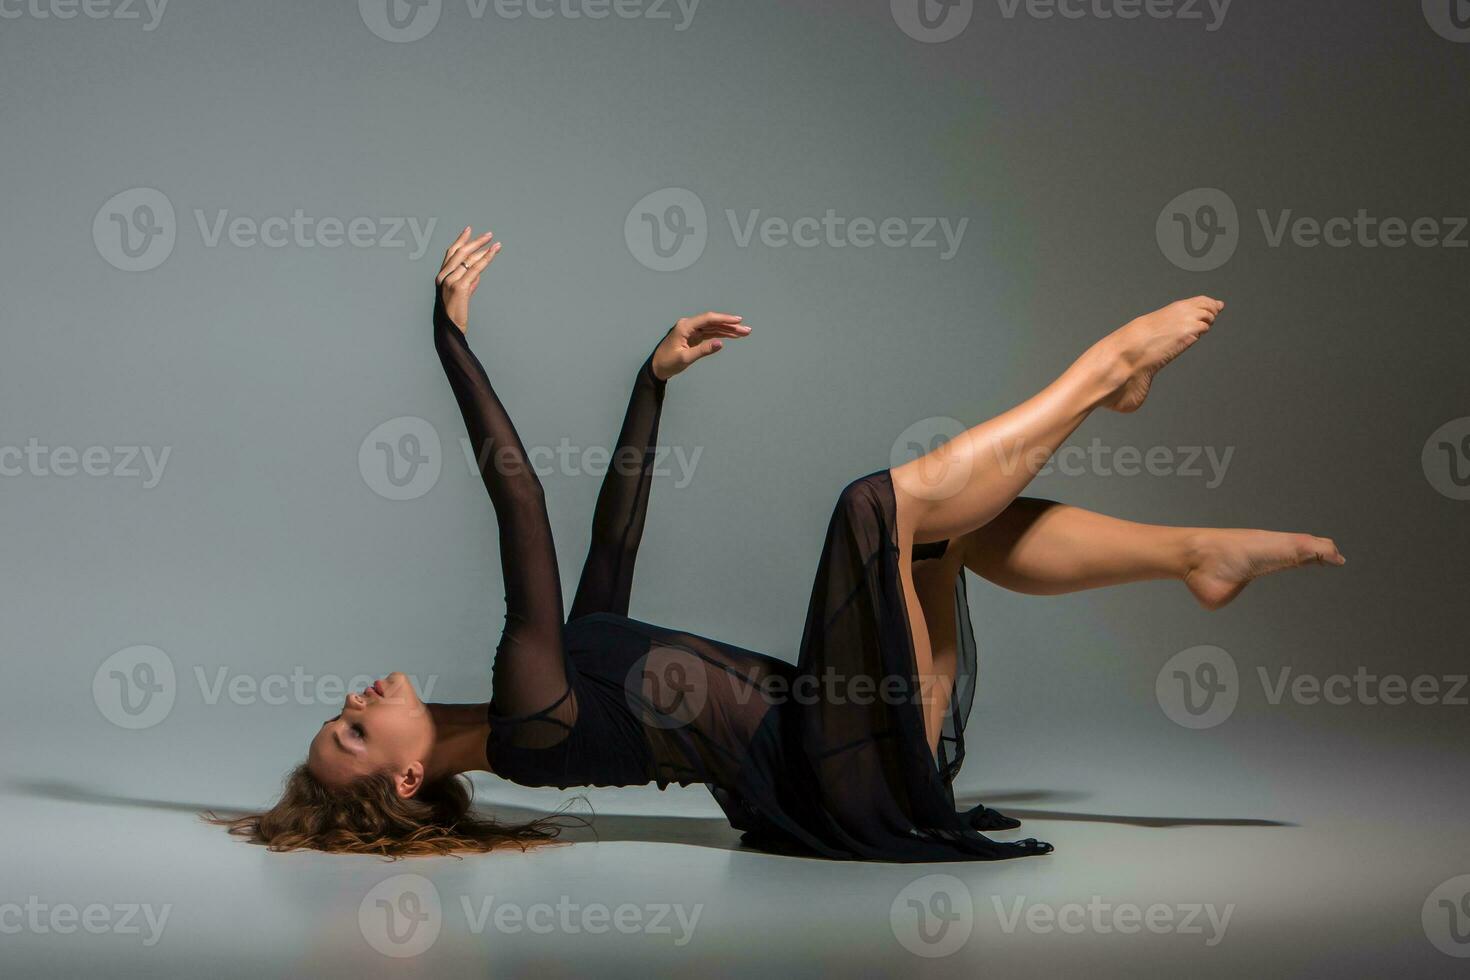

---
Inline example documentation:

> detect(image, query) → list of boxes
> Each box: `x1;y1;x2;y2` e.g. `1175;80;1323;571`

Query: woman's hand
436;227;502;333
650;312;751;380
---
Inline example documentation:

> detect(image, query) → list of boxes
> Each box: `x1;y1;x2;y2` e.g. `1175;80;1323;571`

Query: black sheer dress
435;297;1052;862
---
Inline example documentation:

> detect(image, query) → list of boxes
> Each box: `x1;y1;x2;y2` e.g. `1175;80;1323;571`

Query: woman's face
307;672;433;793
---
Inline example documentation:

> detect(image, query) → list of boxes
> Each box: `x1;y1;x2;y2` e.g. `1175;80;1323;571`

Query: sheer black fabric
434;298;1050;861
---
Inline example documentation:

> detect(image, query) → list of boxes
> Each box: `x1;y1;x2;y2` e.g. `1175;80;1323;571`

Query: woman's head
306;672;434;798
211;672;576;856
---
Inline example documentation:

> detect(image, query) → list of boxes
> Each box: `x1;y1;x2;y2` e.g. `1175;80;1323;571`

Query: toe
1302;535;1344;565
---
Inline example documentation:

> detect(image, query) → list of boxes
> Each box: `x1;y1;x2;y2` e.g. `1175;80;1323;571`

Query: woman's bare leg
894;296;1225;751
891;297;1225;543
907;498;1347;752
959;498;1345;608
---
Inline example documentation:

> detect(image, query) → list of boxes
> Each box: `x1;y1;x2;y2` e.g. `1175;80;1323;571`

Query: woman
217;226;1344;861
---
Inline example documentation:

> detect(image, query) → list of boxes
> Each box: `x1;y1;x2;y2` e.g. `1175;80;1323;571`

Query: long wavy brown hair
206;765;581;858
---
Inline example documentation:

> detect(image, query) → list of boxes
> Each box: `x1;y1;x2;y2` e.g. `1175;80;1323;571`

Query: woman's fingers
437;227;473;283
683;337;725;363
461;242;502;290
678;312;750;345
692;322;752;339
468;241;501;273
439;231;493;283
450;232;493;268
684;312;743;332
443;243;496;286
442;226;471;264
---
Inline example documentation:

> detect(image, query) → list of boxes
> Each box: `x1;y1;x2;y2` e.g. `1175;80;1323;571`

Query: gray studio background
1;1;1467;977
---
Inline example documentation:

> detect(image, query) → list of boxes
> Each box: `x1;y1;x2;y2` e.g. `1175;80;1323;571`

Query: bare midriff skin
893;297;1345;752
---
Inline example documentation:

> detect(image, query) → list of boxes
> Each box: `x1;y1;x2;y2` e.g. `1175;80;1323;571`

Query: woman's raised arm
433;228;571;721
569;312;751;620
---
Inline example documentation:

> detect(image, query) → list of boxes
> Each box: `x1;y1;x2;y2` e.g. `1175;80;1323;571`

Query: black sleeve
568;343;668;621
433;295;571;723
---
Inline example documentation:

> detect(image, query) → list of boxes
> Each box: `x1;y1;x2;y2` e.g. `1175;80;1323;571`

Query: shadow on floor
956;790;1296;829
5;777;748;850
9;778;1296;850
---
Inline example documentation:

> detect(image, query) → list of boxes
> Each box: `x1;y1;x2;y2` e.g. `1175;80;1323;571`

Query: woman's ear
395;761;426;799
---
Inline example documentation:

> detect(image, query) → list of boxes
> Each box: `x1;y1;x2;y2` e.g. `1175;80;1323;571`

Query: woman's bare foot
1093;297;1225;413
1183;528;1346;611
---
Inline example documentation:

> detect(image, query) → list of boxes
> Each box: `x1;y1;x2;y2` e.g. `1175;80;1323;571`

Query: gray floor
5;723;1465;978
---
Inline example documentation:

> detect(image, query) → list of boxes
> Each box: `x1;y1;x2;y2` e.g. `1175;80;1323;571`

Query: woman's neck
424;701;492;780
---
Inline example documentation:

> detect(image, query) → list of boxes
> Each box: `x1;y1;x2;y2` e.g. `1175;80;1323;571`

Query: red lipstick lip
373;679;385;697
